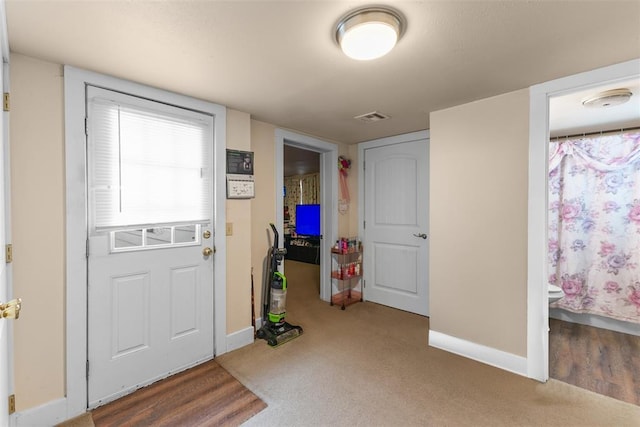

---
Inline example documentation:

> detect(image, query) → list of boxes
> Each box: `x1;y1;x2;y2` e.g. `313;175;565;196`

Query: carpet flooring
58;259;640;426
216;260;640;426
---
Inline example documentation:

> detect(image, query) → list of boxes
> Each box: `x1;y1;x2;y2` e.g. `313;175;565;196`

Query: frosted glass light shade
336;8;404;61
582;88;633;108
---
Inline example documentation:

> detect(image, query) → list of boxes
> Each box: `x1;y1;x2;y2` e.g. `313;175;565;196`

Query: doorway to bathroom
546;78;640;405
528;58;640;404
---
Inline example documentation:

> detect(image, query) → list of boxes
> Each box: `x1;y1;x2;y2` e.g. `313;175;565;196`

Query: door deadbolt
203;230;211;239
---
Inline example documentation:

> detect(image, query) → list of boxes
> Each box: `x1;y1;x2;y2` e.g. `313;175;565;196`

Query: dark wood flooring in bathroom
549;318;639;406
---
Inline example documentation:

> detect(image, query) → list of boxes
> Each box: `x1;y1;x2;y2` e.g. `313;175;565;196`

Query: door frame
0;2;13;424
64;66;227;417
275;129;338;302
527;58;640;381
357;130;430;309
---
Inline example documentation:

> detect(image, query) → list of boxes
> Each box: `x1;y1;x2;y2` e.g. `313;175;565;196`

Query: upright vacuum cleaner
256;223;303;347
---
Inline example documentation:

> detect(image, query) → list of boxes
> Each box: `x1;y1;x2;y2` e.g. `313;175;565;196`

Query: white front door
86;86;215;407
363;136;429;316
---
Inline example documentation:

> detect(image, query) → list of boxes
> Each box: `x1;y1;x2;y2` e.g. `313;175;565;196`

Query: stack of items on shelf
333;237;360;254
330;237;363;310
333;261;360;280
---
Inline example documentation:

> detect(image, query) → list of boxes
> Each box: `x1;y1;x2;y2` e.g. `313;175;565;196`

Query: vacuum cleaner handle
269;223;279;249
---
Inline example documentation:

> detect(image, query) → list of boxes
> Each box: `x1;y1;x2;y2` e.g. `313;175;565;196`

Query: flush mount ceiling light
335;7;405;60
582;88;633;108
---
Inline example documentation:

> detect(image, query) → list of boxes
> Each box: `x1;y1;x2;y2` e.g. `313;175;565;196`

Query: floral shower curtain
548;131;640;323
284;173;320;227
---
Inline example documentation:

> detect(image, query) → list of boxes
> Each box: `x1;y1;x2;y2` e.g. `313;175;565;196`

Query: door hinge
86;239;89;258
363;221;366;229
363;161;365;170
363;280;366;288
5;244;12;264
8;394;15;415
86;360;90;378
84;117;88;136
3;93;9;112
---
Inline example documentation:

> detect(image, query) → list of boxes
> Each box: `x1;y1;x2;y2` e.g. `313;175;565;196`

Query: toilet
548;284;565;303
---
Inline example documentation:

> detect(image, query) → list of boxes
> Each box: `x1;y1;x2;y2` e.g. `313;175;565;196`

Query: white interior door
363;137;429;315
86;86;215;408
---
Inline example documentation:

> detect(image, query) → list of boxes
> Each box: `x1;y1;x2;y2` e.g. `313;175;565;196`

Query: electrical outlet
226;222;233;236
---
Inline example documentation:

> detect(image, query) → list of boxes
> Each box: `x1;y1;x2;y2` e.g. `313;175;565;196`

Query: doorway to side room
283;146;322;300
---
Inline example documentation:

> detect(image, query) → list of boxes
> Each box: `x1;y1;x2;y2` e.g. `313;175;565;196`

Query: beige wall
10;54;66;411
248;122;355;318
9;52;352;413
11;49;530;414
346;144;359;234
225;110;253;334
249;120;277;317
429;89;529;356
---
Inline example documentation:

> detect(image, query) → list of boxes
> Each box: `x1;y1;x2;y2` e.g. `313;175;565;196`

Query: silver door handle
413;233;427;239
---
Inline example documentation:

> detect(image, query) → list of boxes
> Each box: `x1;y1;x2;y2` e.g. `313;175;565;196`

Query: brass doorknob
0;298;22;320
203;247;214;256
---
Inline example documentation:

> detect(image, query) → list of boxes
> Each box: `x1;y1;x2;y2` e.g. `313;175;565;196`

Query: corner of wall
429;89;530;358
225;110;253;335
249;119;277;330
10;52;66;411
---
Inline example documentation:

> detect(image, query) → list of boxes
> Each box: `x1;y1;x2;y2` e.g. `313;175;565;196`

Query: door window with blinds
87;86;213;252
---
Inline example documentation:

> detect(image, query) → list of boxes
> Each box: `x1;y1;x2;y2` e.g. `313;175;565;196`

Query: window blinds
87;88;213;231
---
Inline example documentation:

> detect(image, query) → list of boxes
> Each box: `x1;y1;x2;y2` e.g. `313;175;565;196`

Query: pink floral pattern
549;132;640;323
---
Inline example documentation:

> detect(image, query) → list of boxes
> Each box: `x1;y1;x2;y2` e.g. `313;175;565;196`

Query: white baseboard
429;330;528;377
14;397;73;427
550;308;640;336
226;326;255;353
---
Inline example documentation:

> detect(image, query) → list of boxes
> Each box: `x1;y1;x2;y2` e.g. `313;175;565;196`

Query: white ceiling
284;145;319;176
5;1;640;144
549;78;640;137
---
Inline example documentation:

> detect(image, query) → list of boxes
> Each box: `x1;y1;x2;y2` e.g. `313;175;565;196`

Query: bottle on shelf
330;236;363;310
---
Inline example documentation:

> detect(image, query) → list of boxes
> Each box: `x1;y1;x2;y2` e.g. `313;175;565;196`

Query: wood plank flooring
91;359;266;426
549;318;640;406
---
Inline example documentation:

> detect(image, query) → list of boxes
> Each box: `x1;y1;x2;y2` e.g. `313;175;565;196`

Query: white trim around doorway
527;58;640;382
275;129;338;302
52;66;228;423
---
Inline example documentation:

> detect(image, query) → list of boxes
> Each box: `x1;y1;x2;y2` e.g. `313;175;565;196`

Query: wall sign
226;149;255;199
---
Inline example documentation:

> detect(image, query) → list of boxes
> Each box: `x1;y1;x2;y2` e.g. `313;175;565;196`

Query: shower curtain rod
551;126;640;141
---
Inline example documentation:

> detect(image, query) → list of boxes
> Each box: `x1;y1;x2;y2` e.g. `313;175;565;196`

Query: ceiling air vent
354;111;390;123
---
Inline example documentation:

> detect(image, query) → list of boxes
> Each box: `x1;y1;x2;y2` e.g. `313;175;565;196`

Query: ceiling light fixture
335;7;405;61
582;88;633;108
